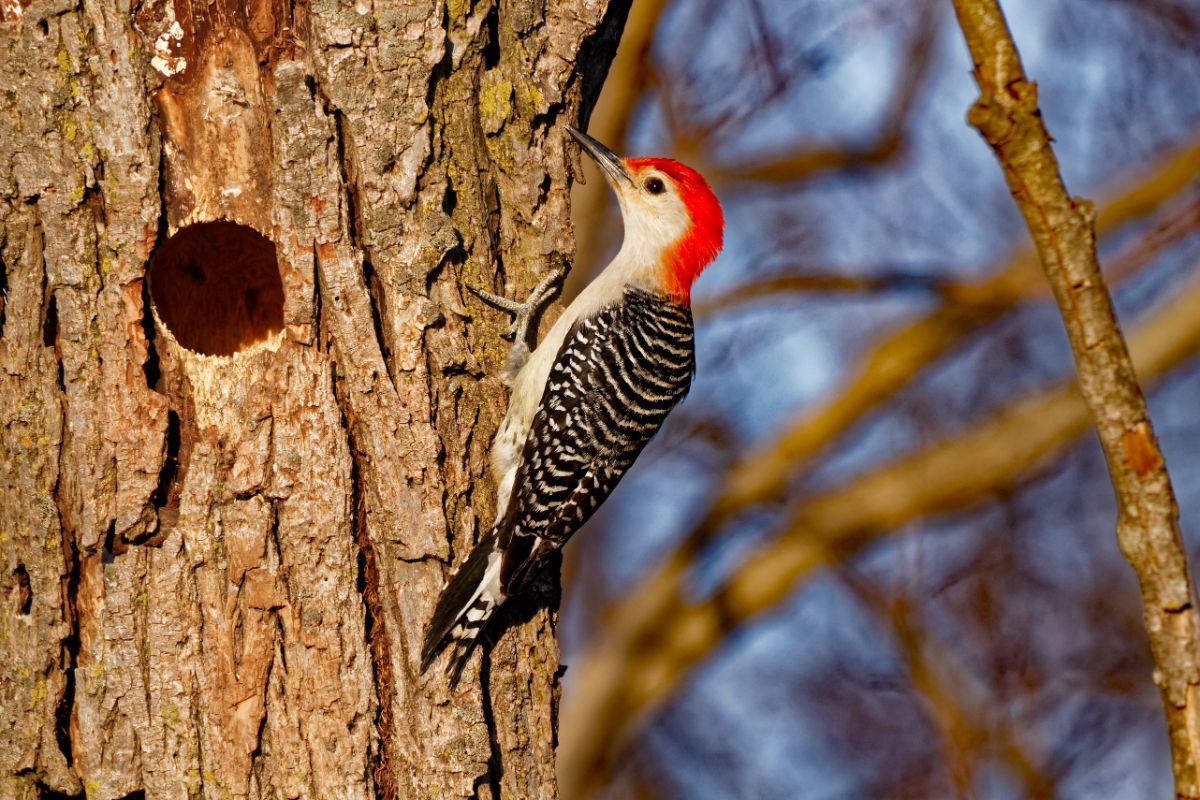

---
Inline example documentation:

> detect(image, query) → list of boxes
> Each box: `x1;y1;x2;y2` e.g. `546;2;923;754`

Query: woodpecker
421;126;724;685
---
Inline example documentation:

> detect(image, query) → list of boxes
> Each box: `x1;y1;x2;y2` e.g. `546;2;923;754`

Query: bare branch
838;569;1059;800
697;193;1200;316
693;270;952;313
708;0;942;183
1108;0;1200;45
953;1;1200;795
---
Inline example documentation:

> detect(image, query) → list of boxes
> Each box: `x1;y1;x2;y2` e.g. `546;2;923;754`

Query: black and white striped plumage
420;288;694;683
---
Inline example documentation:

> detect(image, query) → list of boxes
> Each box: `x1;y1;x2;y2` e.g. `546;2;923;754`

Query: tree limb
696;193;1200;316
708;0;942;183
954;1;1200;795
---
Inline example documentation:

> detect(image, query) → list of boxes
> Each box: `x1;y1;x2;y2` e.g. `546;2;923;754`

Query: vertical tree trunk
0;0;628;797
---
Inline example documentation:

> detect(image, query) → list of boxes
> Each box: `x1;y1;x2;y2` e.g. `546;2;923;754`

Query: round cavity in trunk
149;221;284;356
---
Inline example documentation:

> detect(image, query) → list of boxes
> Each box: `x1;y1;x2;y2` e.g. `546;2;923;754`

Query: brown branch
951;1;1200;796
693;270;952;314
1104;195;1200;286
838;569;1058;799
1109;0;1200;43
696;194;1200;317
557;263;1200;798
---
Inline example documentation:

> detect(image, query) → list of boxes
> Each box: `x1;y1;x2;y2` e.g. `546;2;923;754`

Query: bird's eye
645;177;666;195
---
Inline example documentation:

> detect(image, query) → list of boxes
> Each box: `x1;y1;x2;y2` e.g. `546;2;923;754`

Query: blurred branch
694;270;952;313
1105;194;1200;284
699;136;1200;538
954;1;1200;796
707;0;941;183
741;0;791;100
839;569;1058;799
696;193;1200;316
558;266;1200;798
1109;0;1200;43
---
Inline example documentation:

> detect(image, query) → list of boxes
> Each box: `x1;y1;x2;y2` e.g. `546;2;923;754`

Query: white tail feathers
420;531;505;686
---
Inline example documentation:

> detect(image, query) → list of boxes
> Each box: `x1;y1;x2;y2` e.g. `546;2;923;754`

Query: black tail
421;529;503;686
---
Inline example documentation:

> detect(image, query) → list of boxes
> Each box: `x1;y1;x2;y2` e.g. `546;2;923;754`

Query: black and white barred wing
498;288;695;595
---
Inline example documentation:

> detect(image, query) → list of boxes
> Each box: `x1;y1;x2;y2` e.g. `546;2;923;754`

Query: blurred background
559;0;1200;797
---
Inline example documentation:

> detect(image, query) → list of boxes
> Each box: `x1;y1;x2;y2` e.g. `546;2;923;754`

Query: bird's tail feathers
442;594;498;687
420;529;504;685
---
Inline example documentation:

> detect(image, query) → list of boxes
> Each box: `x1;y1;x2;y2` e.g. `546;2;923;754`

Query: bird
421;125;724;686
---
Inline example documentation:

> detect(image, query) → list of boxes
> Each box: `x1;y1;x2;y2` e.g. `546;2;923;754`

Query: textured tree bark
0;0;628;797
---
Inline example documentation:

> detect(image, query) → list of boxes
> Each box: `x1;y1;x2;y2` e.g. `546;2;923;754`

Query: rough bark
0;0;629;797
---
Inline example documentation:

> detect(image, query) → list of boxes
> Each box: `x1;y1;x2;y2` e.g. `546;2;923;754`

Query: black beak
567;125;632;186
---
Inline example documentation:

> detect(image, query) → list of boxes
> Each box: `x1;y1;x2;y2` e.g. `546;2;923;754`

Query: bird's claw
465;285;524;339
465;263;568;347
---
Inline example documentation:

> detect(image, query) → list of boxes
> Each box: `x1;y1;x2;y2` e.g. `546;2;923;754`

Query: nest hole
149;221;284;356
13;564;31;615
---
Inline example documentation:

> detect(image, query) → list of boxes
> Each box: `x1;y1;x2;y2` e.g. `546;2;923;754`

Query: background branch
950;0;1200;795
708;0;942;183
689;135;1200;546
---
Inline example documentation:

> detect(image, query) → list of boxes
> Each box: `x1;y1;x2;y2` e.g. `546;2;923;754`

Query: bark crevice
40;289;54;353
52;520;78;772
0;247;8;339
149;409;180;513
342;406;395;800
476;643;505;800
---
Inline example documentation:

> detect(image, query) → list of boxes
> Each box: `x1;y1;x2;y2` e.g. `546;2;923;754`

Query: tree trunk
0;0;628;797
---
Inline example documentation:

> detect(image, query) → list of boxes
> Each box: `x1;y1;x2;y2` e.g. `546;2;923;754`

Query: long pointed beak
567;125;632;186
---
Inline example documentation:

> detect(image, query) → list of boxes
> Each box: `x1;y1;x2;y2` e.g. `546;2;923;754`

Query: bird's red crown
626;157;724;303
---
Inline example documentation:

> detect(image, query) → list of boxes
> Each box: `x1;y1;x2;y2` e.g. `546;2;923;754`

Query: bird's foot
467;262;567;376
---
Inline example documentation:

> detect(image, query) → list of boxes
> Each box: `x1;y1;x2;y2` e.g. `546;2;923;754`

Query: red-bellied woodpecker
421;125;725;685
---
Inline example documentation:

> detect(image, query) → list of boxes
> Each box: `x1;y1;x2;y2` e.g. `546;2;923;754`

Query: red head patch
625;157;725;303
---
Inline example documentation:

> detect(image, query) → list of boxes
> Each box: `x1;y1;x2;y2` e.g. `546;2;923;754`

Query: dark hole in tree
102;521;125;563
152;410;181;509
37;786;84;800
148;221;284;356
14;564;31;615
483;2;500;68
42;291;57;348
